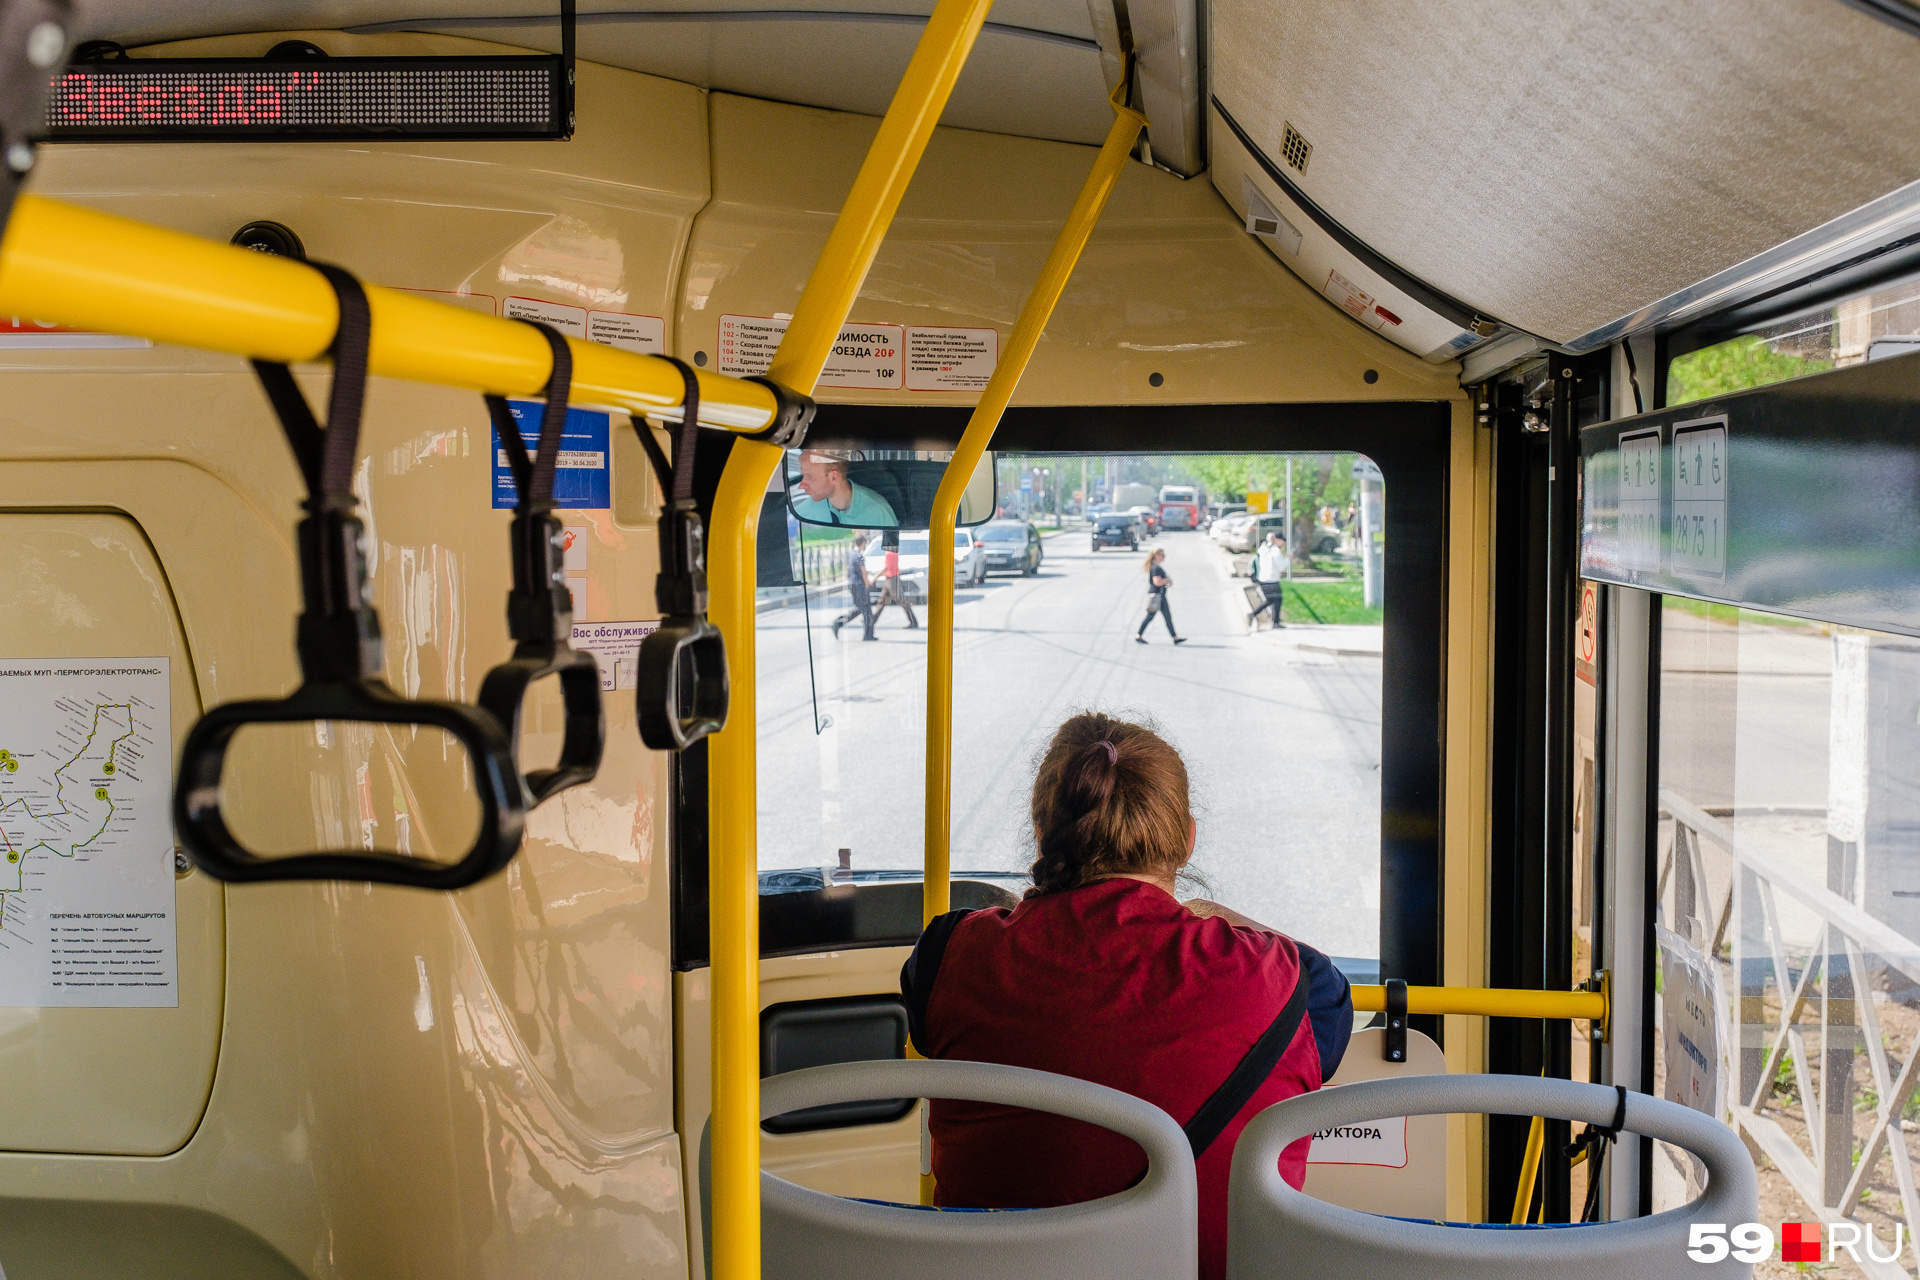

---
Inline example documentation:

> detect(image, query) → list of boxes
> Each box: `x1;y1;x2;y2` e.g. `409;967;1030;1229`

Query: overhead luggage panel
1208;0;1920;350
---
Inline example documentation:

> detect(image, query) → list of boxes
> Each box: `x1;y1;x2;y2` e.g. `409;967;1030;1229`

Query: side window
1667;275;1920;406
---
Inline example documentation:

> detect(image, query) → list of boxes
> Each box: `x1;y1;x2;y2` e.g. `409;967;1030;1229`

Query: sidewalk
1251;623;1383;658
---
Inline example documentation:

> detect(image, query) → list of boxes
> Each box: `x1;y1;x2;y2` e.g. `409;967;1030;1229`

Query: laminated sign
1306;1116;1408;1168
0;659;177;1008
1659;923;1723;1118
492;402;612;510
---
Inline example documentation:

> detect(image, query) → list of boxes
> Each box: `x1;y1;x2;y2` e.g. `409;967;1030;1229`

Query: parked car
1210;511;1254;546
975;519;1043;576
861;528;986;599
1090;513;1140;551
1309;523;1343;555
1127;504;1160;536
1202;502;1247;532
1225;511;1289;555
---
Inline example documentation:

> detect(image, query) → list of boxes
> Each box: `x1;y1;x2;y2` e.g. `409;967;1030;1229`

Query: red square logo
1781;1222;1822;1263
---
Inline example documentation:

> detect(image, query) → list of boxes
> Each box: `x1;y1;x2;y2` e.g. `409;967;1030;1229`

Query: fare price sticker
716;315;904;388
1670;416;1728;581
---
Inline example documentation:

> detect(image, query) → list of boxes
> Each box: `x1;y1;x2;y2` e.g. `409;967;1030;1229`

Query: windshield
898;537;928;555
979;526;1024;542
1097;516;1131;528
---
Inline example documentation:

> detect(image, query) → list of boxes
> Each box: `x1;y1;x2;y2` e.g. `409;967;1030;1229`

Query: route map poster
0;659;177;1007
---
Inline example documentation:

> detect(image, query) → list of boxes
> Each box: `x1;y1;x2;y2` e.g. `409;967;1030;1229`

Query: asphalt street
754;527;1385;961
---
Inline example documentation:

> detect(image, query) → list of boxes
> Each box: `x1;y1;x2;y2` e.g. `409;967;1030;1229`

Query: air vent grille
1281;122;1312;173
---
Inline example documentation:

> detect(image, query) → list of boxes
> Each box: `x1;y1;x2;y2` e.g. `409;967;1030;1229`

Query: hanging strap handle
173;263;528;890
477;321;605;805
632;358;729;751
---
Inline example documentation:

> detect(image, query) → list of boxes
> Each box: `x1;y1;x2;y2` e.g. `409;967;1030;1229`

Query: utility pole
1284;455;1294;581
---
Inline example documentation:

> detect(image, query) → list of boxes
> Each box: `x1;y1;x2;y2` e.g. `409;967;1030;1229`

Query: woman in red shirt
902;712;1352;1280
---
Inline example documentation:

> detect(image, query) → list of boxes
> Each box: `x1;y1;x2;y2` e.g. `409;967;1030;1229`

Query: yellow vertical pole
703;2;993;1277
923;71;1148;924
1510;1112;1547;1224
916;77;1142;1207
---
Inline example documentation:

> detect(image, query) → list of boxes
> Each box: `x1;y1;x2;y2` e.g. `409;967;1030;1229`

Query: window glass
1652;597;1920;1248
1667;275;1920;406
952;453;1383;968
754;450;1388;974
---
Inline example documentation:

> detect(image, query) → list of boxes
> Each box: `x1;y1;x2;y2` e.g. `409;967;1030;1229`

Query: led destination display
42;58;568;139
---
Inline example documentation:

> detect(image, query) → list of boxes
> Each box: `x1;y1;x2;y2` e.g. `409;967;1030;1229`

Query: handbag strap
1184;969;1310;1160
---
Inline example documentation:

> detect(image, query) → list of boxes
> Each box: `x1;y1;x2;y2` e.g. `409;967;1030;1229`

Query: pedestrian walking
1134;548;1185;644
832;532;878;641
1248;531;1287;630
871;529;920;630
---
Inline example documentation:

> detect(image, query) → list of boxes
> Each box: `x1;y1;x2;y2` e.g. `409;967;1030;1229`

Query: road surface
754;527;1384;960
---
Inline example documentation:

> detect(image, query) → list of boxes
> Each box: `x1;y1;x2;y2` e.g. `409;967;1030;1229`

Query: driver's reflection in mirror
791;449;898;527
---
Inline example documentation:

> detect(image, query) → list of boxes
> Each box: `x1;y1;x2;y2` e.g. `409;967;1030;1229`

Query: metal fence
1661;787;1920;1276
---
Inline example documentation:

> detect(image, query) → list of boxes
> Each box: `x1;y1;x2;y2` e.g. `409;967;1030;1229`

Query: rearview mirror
783;449;996;529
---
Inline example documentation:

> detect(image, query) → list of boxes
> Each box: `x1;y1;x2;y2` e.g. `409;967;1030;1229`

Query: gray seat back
701;1058;1198;1280
1227;1075;1758;1280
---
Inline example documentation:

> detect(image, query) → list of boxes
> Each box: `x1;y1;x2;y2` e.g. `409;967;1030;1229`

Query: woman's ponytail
1025;713;1191;898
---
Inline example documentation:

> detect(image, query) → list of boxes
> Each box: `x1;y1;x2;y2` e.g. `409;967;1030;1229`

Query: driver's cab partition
670;398;1452;1229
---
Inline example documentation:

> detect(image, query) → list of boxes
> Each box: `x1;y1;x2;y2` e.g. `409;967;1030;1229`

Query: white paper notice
588;310;665;353
1670;416;1727;582
0;659;176;1008
718;315;905;388
1618;426;1662;573
906;326;998;391
570;620;662;691
505;296;588;337
1307;1115;1408;1167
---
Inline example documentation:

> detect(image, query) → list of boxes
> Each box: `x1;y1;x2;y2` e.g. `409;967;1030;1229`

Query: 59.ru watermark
1688;1222;1907;1264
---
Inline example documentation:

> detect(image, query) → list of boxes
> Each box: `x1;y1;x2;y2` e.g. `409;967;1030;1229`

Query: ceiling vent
1281;122;1312;173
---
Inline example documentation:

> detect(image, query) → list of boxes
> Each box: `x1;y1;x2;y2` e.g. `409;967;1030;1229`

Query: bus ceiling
14;0;1920;374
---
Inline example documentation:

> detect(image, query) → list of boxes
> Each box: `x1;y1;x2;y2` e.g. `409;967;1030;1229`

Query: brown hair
1142;548;1164;573
1026;712;1192;898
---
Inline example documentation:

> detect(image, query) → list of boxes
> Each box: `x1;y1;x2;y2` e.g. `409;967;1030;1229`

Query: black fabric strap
903;908;974;1054
1184;969;1311;1160
248;261;370;503
628;357;702;509
485;320;573;512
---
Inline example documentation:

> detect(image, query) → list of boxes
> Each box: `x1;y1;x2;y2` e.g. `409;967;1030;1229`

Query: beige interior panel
677;947;919;1280
0;509;222;1157
0;384;685;1273
1303;1026;1448;1221
686;93;1465;411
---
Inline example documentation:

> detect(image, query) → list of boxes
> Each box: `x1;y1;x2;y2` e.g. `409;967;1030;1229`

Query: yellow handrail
0;196;779;430
923;69;1148;926
1349;983;1607;1025
701;0;994;1276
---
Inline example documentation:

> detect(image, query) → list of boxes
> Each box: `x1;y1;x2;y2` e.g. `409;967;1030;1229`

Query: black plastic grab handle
174;262;530;889
478;646;603;804
476;322;606;804
175;678;527;889
636;618;729;751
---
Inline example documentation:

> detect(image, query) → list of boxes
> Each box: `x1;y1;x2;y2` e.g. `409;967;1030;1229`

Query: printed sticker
570;620;662;691
491;403;612;510
588;310;665;353
1306;1115;1408;1168
0;658;177;1008
717;315;904;388
505;296;588;337
1670;416;1728;582
906;326;998;391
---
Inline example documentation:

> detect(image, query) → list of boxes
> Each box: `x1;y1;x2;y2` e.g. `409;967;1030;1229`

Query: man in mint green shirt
791;450;898;527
